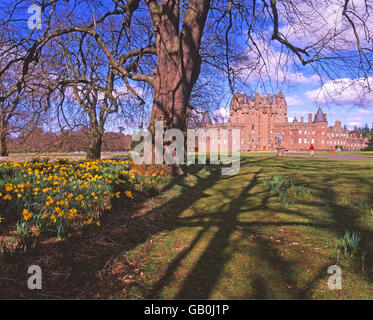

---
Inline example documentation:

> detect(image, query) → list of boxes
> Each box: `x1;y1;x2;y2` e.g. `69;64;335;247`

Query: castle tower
313;107;328;150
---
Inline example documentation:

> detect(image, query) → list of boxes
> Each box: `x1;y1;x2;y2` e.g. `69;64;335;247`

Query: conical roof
201;110;212;124
313;107;327;122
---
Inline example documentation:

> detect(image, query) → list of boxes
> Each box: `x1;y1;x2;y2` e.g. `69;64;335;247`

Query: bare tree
0;0;372;161
49;31;124;160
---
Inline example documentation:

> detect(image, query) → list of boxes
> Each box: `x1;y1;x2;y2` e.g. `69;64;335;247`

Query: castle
197;91;368;152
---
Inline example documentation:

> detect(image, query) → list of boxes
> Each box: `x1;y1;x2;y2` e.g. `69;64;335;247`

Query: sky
212;76;373;132
4;0;372;133
212;0;373;130
280;79;373;130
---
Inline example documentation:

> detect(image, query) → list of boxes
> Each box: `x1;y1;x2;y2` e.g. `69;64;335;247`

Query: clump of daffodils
0;158;169;241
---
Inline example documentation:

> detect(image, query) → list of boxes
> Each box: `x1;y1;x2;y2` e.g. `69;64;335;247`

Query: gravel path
286;153;373;161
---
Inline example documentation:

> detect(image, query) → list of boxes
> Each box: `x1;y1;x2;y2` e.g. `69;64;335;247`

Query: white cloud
64;84;143;104
236;39;322;86
277;0;373;52
213;107;230;120
340;108;372;128
236;0;372;91
346;117;363;128
288;110;308;117
353;109;372;115
305;77;373;107
285;95;303;107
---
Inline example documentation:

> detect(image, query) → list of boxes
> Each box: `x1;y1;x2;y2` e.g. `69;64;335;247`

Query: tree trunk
148;0;210;172
0;121;9;157
86;126;103;160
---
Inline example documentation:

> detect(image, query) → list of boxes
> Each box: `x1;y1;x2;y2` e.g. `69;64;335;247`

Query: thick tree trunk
86;126;103;160
0;121;9;157
148;0;210;172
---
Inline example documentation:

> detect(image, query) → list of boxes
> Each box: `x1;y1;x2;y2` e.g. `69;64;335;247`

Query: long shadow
1;156;372;298
172;171;261;299
146;158;373;299
0;164;225;298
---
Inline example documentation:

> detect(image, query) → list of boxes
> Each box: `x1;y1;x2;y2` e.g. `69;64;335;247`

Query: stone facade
198;91;368;152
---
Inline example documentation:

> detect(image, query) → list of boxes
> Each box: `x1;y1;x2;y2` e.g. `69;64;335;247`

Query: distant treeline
7;128;132;154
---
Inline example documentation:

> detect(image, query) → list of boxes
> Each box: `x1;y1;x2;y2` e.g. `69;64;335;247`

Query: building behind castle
197;91;368;152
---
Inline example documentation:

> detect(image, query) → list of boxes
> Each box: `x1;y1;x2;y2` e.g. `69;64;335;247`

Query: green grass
119;154;373;299
1;154;372;299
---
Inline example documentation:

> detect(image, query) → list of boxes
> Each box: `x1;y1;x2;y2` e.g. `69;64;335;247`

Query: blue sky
211;60;373;131
280;81;373;130
6;0;372;133
212;0;373;130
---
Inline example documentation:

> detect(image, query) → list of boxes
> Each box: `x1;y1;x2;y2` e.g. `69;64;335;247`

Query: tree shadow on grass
144;158;373;299
1;156;372;299
0;163;226;298
146;170;261;299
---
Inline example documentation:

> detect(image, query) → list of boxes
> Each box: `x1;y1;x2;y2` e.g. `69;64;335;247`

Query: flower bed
0;158;170;244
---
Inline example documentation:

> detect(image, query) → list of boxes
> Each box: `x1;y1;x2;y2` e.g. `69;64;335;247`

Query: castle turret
313;107;327;123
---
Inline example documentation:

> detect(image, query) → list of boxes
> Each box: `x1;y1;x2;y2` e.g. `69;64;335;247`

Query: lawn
0;154;372;299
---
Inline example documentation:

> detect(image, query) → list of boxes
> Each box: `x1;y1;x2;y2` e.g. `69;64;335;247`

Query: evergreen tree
361;123;370;137
364;133;373;151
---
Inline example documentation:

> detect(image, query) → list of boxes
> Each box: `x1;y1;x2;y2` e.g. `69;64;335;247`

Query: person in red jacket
310;144;315;156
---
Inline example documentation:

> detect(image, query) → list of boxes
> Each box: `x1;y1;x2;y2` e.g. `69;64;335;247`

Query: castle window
299;138;301;144
312;138;314;143
322;140;324;144
299;130;302;134
304;138;307;143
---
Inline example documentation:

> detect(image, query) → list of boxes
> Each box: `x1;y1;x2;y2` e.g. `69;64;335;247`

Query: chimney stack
324;113;327;121
308;113;312;123
301;116;304;123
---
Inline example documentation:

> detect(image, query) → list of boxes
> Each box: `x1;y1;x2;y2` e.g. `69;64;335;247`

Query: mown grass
0;154;372;299
122;154;373;299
